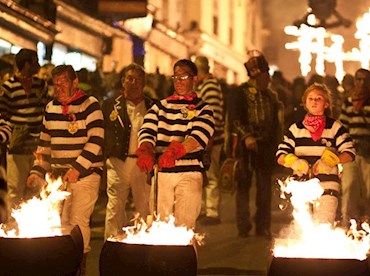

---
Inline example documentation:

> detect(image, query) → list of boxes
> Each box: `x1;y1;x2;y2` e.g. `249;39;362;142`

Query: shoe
198;216;221;225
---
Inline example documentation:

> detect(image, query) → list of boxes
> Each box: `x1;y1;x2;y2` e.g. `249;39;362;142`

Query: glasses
171;75;192;81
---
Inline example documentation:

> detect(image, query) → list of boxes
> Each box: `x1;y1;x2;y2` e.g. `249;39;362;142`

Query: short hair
194;56;210;73
173;59;198;76
51;65;77;81
302;82;332;116
15;49;38;71
121;63;145;80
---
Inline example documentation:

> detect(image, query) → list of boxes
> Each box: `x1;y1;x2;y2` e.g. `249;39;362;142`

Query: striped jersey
138;96;215;173
276;117;355;182
0;118;12;144
0;76;48;131
0;76;48;152
31;94;105;178
339;97;370;142
196;77;224;145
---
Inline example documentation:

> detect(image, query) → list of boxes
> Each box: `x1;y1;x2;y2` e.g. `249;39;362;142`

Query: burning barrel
100;241;197;276
268;257;370;276
0;225;83;276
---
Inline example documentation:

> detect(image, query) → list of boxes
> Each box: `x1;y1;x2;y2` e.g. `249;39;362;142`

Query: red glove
158;141;186;169
136;143;155;172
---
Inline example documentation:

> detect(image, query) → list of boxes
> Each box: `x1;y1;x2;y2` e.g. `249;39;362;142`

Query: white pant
341;157;370;223
61;173;100;253
151;171;202;229
203;144;222;218
6;153;35;213
104;157;150;240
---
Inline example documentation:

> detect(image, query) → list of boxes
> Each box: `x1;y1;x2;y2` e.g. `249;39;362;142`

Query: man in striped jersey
26;65;104;274
0;117;12;223
136;59;215;229
339;68;370;226
194;56;224;225
0;48;48;213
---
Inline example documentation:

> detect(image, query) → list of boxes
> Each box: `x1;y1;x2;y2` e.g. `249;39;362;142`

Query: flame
274;178;370;260
0;174;70;238
109;215;204;246
285;8;370;80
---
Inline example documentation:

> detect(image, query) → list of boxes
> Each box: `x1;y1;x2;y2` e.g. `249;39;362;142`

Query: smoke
264;0;370;81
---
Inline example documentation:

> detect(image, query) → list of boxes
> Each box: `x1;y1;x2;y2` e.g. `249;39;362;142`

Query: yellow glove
314;149;340;175
284;153;309;176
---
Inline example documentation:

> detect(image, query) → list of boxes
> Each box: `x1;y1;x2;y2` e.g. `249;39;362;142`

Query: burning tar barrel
268;257;370;276
100;241;197;276
0;225;83;276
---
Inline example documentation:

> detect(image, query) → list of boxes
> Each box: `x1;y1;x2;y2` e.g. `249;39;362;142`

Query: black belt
322;189;340;198
127;154;137;158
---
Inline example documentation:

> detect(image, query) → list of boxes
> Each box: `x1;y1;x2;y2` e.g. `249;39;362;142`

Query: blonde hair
302;82;332;116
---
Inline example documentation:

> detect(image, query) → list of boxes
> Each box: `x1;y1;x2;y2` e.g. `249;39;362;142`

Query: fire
285;8;370;80
274;178;370;260
109;215;204;246
0;174;70;238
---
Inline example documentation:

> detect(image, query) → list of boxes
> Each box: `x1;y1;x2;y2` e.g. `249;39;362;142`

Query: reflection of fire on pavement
109;215;204;246
0;174;70;238
274;178;370;260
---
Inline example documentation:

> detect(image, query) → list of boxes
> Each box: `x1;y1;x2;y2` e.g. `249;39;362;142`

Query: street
86;168;291;276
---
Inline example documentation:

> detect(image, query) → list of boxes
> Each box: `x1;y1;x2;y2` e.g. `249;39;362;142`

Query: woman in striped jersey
276;83;355;225
136;59;215;229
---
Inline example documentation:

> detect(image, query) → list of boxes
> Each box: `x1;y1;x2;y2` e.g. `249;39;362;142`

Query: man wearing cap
227;52;283;237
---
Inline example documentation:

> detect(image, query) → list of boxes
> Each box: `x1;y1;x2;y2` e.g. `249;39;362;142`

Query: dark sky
264;0;370;81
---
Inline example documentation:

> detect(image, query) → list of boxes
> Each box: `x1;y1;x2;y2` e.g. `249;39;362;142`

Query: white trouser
151;171;202;229
203;144;222;218
61;173;100;253
104;157;150;240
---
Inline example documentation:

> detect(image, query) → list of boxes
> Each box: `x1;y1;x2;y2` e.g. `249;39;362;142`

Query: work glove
158;141;186;169
313;148;340;175
136;142;155;173
283;153;310;177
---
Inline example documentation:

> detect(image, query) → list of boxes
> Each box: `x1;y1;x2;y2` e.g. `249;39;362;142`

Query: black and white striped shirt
0;118;12;144
197;77;225;145
276;117;355;182
138;97;215;172
339;97;370;142
31;94;105;178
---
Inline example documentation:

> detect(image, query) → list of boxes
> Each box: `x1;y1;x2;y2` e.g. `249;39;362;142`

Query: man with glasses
102;63;154;240
136;59;215;229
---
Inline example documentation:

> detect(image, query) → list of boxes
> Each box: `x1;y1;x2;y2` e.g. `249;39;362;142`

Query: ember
0;174;70;238
274;178;370;260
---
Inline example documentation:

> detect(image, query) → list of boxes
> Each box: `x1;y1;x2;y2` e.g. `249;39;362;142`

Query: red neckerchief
19;76;33;97
166;92;198;101
60;89;86;115
303;114;326;141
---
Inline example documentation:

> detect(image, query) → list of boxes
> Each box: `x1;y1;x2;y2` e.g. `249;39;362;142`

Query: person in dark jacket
102;63;154;240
